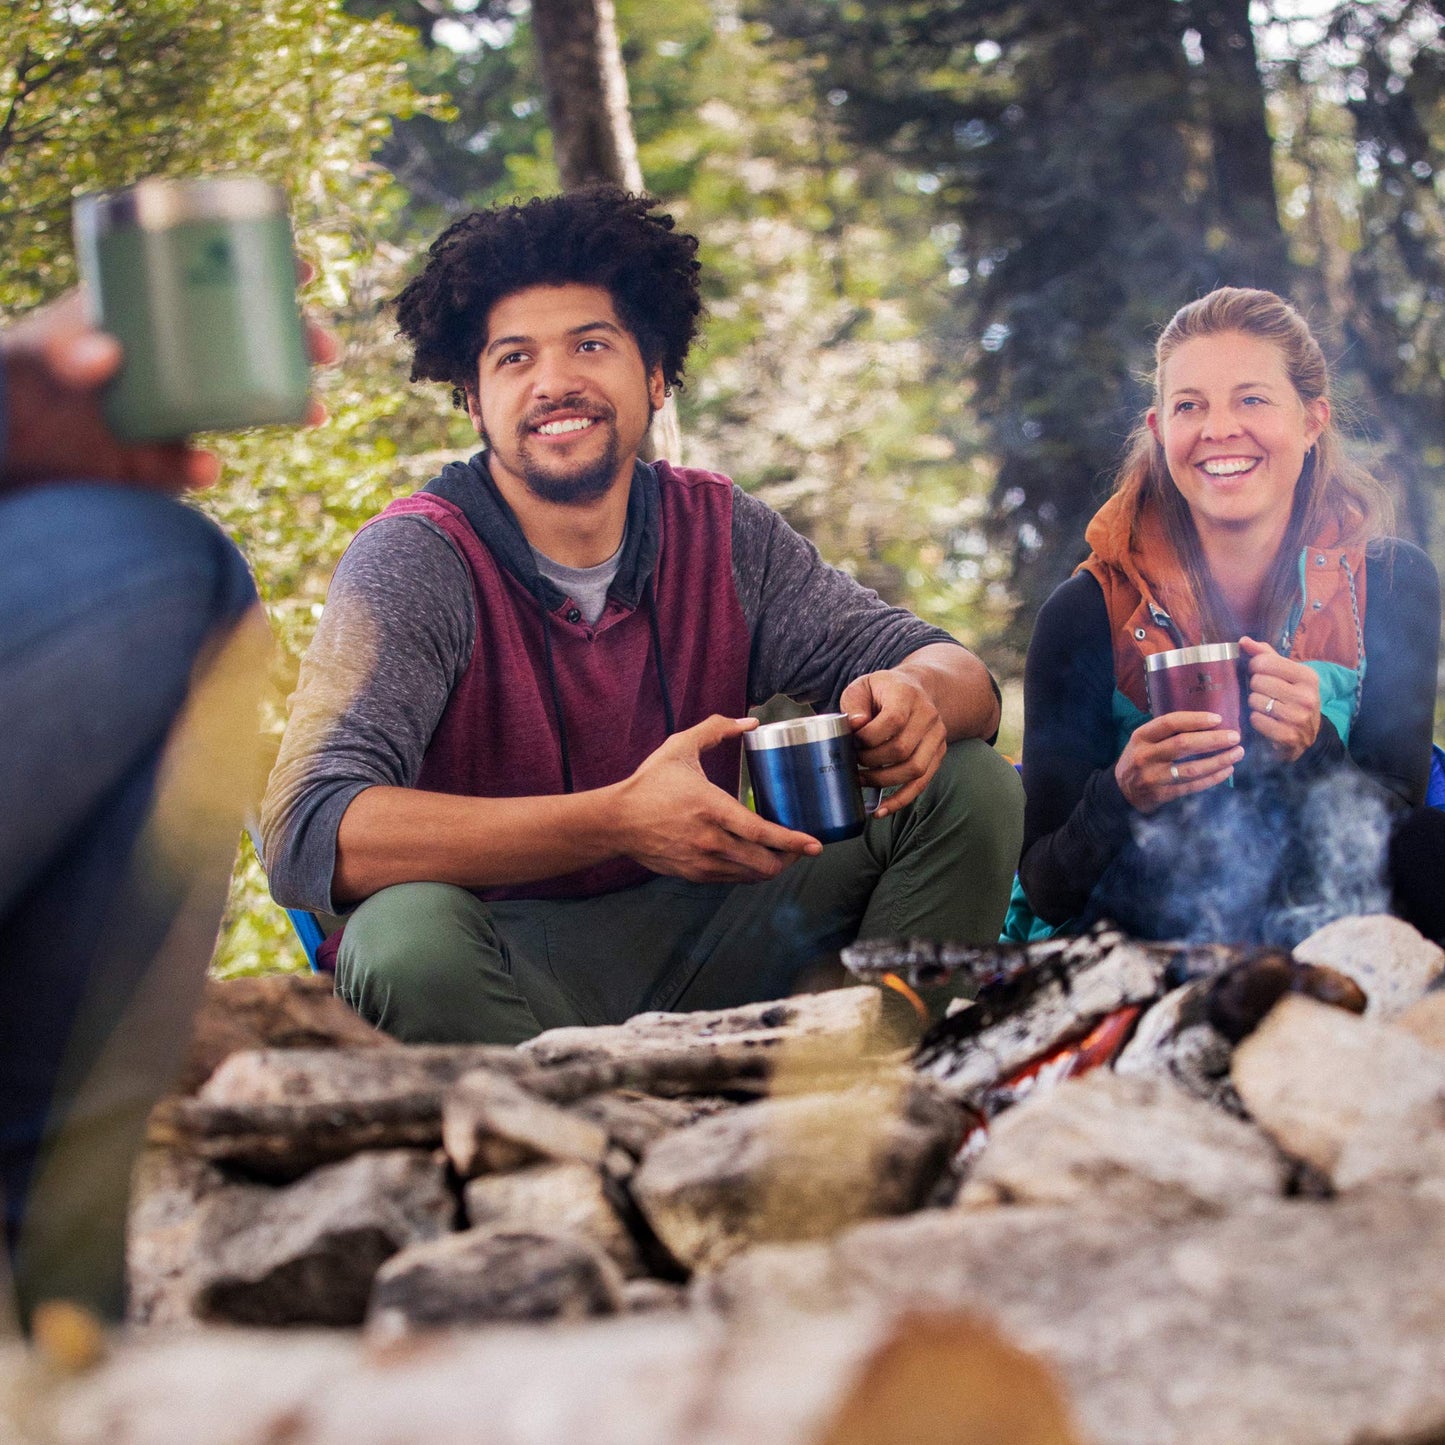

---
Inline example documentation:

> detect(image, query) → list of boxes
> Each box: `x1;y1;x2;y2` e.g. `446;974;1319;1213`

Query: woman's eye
1174;400;1197;414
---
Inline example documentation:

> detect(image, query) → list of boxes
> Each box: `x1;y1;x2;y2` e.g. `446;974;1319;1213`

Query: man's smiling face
467;283;665;507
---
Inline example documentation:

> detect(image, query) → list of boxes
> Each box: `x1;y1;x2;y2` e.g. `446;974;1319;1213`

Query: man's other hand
616;715;822;884
839;667;948;819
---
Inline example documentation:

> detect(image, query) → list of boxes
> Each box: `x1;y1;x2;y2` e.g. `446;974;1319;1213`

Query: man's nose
531;350;584;399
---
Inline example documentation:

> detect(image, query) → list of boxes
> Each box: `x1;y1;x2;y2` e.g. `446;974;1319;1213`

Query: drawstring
538;580;675;795
1342;554;1366;721
645;575;676;738
539;611;574;793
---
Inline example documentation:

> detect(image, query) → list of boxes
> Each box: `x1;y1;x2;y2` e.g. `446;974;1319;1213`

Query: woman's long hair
1112;287;1394;646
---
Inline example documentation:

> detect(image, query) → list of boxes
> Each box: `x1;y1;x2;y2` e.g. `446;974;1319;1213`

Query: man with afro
263;188;1022;1042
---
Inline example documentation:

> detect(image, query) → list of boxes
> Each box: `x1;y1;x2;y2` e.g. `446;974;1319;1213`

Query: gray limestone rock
170;1046;528;1179
957;1071;1285;1216
1397;991;1445;1053
706;1192;1445;1445
462;1161;643;1276
1293;913;1444;1020
631;1075;962;1272
189;1149;453;1326
520;988;887;1098
174;973;394;1096
1231;994;1445;1192
126;1147;229;1328
365;1228;624;1339
442;1069;609;1177
569;1090;737;1158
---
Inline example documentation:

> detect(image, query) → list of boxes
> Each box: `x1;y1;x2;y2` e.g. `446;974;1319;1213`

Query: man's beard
515;426;622;505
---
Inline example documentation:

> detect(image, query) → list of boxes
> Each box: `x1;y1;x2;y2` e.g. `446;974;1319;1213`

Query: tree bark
529;0;682;463
1191;0;1292;292
530;0;643;194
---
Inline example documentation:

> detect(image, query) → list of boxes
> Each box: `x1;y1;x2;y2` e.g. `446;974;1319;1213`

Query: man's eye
498;351;528;366
578;338;607;352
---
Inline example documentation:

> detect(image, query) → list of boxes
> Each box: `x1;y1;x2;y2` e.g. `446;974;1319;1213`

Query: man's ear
463;386;485;438
648;365;667;413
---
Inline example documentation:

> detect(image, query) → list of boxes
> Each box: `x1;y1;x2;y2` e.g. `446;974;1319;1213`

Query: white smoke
1129;767;1392;946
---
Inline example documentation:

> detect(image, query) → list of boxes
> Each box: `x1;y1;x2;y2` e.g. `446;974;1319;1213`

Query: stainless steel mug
743;713;876;844
73;176;310;441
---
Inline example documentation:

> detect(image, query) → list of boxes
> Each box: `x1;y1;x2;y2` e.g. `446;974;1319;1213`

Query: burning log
851;925;1375;1118
906;928;1173;1108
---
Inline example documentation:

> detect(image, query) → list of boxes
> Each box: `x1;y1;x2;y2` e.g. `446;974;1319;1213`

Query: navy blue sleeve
1017;572;1136;925
1297;540;1440;809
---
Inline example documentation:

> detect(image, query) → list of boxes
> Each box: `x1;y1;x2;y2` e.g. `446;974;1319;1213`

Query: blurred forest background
3;0;1443;974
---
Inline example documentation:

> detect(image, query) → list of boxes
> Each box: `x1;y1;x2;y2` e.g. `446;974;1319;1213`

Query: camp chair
245;826;336;973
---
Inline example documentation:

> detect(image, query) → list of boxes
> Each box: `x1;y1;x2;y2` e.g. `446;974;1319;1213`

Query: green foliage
1;0;445;977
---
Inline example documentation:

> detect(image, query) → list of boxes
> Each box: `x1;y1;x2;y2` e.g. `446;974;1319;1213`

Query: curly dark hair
394;187;703;408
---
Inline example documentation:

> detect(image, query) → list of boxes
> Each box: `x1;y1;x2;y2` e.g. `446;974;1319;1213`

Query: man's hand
839;667;949;819
0;281;337;495
616;715;822;883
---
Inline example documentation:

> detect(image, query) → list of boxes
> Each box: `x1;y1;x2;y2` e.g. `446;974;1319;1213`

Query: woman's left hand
1240;636;1321;764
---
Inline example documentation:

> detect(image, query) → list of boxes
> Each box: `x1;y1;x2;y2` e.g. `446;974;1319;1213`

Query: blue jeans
0;483;260;1325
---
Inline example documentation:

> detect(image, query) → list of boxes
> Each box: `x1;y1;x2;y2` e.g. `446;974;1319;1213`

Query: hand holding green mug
73;176;313;441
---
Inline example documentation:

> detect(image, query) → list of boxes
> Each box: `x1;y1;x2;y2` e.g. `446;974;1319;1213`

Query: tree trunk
529;0;682;463
1191;0;1292;292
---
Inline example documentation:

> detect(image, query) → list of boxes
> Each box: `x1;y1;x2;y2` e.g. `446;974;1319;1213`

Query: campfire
6;914;1444;1444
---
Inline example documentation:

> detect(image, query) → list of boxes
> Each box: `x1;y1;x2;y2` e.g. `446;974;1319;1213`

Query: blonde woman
1012;286;1442;945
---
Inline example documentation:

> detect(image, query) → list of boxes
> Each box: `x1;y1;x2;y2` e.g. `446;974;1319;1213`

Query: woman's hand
1240;636;1321;764
1114;712;1243;815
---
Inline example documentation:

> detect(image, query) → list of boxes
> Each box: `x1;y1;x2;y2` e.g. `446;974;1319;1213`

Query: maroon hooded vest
365;456;751;900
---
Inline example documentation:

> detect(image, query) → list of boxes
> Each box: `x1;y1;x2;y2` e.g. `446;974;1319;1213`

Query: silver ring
1265;697;1276;716
1170;764;1181;783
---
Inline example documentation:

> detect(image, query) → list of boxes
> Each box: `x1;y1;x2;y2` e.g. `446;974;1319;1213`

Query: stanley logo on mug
185;236;235;287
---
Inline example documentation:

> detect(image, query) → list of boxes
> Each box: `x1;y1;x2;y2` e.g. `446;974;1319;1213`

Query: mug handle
861;785;884;816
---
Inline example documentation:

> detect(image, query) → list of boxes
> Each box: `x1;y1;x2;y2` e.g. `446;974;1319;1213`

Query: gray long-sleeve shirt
262;479;966;914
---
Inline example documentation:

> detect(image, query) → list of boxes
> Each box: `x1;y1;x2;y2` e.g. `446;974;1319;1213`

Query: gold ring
1265;697;1276;716
1170;764;1180;783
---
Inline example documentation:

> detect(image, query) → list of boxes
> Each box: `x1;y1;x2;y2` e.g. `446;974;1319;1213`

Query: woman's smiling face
1147;329;1328;543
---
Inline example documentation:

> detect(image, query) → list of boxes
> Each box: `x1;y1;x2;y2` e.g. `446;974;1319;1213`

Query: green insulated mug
73;176;310;441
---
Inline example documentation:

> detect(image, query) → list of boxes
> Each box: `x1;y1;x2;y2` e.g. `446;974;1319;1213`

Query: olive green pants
335;738;1022;1044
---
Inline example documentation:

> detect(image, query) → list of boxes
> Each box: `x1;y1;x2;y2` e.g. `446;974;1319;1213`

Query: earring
664;386;673;398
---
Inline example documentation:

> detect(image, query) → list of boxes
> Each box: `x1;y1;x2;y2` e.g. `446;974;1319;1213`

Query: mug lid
73;176;286;235
1145;642;1241;671
742;712;854;751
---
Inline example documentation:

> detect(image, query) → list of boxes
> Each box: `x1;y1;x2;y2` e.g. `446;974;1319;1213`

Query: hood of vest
423;451;662;612
1077;485;1367;715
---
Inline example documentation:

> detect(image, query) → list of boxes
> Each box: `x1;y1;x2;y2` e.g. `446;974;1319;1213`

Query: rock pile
4;915;1444;1445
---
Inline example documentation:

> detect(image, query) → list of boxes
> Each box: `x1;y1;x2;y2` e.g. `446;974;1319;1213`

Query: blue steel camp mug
73;176;310;441
743;713;879;844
